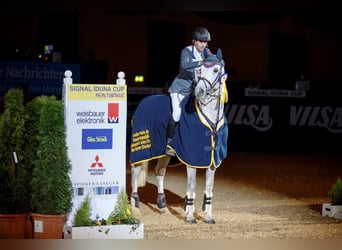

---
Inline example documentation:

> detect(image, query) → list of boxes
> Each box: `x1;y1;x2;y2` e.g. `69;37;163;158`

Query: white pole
64;70;73;84
116;71;126;85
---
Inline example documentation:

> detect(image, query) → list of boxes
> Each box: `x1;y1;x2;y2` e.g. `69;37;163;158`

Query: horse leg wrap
131;192;140;208
184;195;194;212
157;193;167;209
202;193;212;212
202;192;215;224
184;195;196;224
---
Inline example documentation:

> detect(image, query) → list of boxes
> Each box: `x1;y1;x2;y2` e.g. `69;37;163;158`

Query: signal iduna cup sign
63;83;127;225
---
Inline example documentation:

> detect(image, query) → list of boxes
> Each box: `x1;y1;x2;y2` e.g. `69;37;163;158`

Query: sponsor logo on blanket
131;129;152;153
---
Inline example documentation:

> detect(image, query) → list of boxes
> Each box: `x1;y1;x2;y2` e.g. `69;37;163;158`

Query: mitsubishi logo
90;155;104;168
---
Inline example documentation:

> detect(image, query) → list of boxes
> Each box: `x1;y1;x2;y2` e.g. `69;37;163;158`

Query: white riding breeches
170;92;186;122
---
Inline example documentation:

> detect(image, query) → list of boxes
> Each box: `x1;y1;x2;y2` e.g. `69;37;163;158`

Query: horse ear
216;48;222;60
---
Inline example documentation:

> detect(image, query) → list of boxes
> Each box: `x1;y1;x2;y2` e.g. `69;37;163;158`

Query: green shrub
0;88;30;213
328;177;342;205
107;188;139;225
73;195;92;227
30;96;73;215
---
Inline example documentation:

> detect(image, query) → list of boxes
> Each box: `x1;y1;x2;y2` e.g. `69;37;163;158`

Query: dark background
1;0;341;154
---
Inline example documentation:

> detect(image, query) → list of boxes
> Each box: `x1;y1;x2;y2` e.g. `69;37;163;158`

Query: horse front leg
155;156;170;211
130;161;149;210
185;166;197;224
202;166;216;224
131;165;141;209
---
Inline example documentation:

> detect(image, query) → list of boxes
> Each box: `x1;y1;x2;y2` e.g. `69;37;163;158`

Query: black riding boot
165;117;178;156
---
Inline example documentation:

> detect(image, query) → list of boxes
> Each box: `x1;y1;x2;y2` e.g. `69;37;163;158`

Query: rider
165;27;213;156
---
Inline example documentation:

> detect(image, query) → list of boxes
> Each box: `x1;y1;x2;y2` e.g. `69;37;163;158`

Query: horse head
194;48;227;104
193;49;228;125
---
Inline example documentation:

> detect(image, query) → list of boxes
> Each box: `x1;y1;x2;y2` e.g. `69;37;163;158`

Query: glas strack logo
108;103;119;123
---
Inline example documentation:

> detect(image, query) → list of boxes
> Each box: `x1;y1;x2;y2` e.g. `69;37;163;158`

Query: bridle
195;60;224;105
194;59;225;132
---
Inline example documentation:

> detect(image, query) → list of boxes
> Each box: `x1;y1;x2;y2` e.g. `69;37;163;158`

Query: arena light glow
134;75;144;83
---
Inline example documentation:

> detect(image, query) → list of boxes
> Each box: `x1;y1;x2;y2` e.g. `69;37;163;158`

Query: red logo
90;155;104;168
108;103;119;123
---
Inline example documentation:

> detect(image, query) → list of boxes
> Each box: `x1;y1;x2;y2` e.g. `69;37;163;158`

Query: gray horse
130;49;229;224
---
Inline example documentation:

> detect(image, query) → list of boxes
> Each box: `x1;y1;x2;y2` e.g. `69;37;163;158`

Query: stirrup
165;145;176;157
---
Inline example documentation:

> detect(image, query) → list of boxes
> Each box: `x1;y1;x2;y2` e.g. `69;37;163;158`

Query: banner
128;86;342;154
63;83;127;225
0;61;80;96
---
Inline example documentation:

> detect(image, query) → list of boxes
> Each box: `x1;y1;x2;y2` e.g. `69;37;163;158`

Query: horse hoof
157;201;167;209
157;193;167;209
131;192;140;208
205;218;216;224
186;219;197;224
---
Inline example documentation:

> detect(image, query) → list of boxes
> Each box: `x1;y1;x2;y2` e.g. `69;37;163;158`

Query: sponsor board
63;83;127;225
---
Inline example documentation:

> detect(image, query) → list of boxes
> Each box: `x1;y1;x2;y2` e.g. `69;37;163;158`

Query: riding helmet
192;27;211;42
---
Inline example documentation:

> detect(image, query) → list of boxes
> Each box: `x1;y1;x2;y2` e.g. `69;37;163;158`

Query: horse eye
213;68;219;73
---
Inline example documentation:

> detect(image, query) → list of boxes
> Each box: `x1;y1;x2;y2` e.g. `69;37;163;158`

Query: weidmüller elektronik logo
108;103;119;123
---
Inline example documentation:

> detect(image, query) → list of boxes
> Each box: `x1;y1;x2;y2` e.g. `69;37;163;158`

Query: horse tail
137;161;149;187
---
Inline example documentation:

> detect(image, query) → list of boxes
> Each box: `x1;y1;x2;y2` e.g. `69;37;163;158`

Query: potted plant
23;95;52;238
322;177;342;220
29;96;73;239
328;177;342;205
64;188;143;239
0;88;30;239
72;194;92;227
106;188;140;226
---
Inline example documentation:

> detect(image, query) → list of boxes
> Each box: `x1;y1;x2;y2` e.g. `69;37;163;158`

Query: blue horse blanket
130;94;228;168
